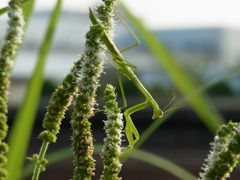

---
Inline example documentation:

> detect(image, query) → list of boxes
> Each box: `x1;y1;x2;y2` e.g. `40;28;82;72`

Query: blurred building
157;28;240;77
1;10;240;104
1;11;240;77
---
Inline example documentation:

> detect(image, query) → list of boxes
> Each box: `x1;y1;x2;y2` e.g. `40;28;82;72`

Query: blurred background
1;0;240;179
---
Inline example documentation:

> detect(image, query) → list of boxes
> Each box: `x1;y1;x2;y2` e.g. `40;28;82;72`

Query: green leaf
21;0;34;22
21;144;196;180
130;149;197;180
0;7;7;15
6;1;62;180
0;0;33;16
118;2;225;133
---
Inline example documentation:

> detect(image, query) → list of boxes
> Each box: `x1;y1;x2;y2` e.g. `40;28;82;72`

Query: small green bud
27;154;39;163
38;130;57;143
0;154;7;166
0;169;8;179
0;143;9;154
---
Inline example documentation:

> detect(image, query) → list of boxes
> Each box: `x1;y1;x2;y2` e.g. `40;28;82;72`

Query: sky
1;0;240;29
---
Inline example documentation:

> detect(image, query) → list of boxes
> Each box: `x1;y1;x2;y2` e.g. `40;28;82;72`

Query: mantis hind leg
113;8;140;52
98;45;138;69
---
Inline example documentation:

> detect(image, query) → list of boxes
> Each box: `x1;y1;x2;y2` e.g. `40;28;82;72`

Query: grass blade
6;1;62;179
21;144;196;180
137;68;240;147
118;2;225;133
21;0;34;22
0;7;7;15
130;149;197;180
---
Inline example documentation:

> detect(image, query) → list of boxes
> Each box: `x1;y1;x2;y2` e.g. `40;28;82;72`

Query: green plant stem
32;141;49;180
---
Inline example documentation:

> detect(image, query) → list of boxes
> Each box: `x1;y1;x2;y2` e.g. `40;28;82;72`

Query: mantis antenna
162;93;190;113
164;104;190;113
162;92;176;111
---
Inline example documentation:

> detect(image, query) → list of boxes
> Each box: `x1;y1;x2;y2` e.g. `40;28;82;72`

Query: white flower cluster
96;1;116;40
1;0;25;60
103;110;124;154
70;1;117;178
199;122;240;180
200;135;230;179
0;1;25;179
7;1;25;44
101;84;123;179
73;31;106;122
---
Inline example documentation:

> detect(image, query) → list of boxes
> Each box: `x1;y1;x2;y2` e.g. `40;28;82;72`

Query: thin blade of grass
21;144;196;180
21;0;34;22
118;2;225;133
0;7;7;15
6;1;62;180
130;149;197;180
135;68;240;149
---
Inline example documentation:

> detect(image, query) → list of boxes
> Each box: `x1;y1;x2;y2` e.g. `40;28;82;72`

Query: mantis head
152;108;163;119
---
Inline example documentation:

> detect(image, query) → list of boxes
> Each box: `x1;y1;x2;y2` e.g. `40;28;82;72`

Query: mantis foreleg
121;100;150;157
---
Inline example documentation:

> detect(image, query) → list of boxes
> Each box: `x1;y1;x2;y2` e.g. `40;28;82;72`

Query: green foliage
0;0;26;179
21;145;196;180
0;0;240;180
6;0;61;179
0;0;33;17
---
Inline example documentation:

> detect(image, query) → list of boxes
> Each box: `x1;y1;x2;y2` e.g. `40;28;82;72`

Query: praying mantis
89;8;163;157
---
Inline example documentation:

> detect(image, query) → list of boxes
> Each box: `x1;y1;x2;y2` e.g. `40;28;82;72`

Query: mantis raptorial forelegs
122;100;150;156
89;8;163;157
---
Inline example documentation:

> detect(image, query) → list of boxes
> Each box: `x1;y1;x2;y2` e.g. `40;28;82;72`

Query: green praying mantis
89;8;163;157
